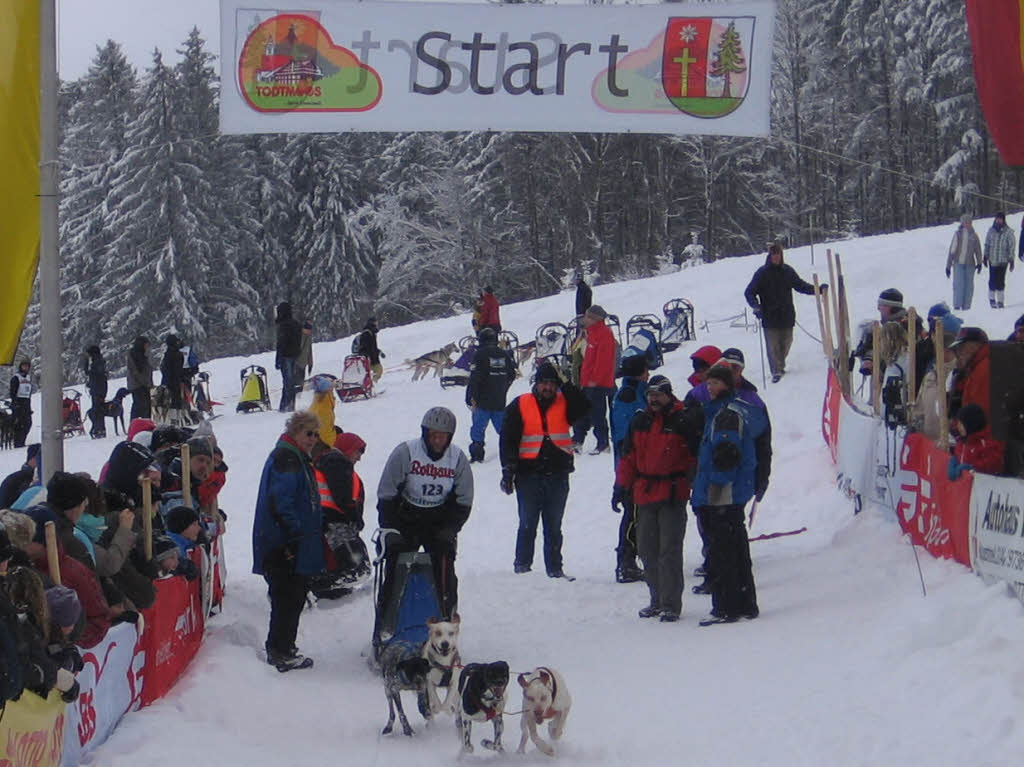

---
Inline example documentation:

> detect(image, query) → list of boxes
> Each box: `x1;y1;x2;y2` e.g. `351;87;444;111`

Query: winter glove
752;307;763;321
945;267;951;279
983;257;989;267
818;283;829;294
500;469;516;495
976;264;983;274
379;351;386;359
611;486;630;514
946;457;971;481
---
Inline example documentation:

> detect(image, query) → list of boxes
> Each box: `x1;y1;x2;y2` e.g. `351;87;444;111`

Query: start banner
969;472;1024;595
219;0;775;136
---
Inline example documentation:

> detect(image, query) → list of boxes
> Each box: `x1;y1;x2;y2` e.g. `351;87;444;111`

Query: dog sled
661;299;696;351
624;314;664;371
339;355;374;402
439;336;477;389
534;321;573;380
192;371;216;416
236;365;272;413
61;389;86;438
371;542;443;667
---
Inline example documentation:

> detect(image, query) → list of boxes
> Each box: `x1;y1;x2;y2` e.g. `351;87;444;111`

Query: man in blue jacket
252;411;324;671
692;365;771;625
609;355;649;583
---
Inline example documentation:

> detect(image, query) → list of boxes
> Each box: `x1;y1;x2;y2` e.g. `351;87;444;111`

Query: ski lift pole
756;319;768;389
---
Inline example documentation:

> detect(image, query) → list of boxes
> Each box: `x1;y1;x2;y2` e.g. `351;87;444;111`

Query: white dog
422;614;461;715
516;666;571;757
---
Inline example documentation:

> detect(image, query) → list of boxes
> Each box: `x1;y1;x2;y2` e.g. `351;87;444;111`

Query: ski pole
757;319;768;389
904;533;927;597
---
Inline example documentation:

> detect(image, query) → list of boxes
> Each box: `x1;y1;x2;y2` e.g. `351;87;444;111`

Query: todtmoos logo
592;16;754;118
238;13;382;113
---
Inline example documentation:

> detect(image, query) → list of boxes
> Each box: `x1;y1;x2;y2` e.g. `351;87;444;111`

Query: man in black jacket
466;328;517;463
575;275;593;318
160;335;185;422
355;317;385;382
743;243;825;383
275;302;302;412
10;360;33;448
83;345;108;438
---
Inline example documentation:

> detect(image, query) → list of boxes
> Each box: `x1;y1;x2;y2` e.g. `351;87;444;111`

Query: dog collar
429;656;454;687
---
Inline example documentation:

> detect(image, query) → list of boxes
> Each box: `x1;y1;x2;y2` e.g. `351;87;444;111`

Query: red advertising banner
895;433;973;566
822;366;841;464
966;0;1024;167
138;568;205;706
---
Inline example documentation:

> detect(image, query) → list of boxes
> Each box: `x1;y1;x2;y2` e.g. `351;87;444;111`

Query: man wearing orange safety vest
500;362;590;578
311;431;371;597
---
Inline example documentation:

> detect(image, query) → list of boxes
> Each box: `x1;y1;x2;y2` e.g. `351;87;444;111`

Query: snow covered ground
6;215;1024;766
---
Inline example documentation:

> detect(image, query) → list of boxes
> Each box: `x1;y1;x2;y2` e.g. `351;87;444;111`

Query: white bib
401;438;459;508
14;374;31;399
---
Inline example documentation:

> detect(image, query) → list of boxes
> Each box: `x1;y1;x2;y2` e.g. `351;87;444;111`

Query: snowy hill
7;214;1024;766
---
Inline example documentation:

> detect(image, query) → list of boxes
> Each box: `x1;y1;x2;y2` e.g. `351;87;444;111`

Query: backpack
707;403;745;485
881;362;907;430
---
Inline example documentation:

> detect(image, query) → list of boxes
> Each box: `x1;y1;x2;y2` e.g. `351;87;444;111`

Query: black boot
469;441;485;463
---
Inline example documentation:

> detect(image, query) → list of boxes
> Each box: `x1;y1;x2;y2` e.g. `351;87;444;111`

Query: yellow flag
0;0;41;364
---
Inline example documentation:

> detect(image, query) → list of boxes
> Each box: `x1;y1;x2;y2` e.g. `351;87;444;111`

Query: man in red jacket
613;376;701;622
950;326;991;420
478;286;501;332
572;305;617;455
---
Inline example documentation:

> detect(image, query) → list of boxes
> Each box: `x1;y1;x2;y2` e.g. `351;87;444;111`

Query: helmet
478;327;498;344
421;406;456;434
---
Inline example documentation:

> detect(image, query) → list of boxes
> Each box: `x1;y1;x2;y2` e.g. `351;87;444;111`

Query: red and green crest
662;17;754;119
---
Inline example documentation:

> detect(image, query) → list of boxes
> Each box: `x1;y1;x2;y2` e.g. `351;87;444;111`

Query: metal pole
39;0;64;481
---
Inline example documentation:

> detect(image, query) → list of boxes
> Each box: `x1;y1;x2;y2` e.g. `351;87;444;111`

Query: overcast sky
58;0;222;79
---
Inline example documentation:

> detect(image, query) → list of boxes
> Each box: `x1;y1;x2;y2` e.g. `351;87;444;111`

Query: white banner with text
219;0;775;135
969;472;1024;598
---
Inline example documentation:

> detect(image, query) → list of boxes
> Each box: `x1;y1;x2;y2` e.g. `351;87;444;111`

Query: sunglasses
304;430;318;438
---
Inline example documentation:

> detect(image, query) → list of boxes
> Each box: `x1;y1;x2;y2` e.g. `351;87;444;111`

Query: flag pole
39;0;64;481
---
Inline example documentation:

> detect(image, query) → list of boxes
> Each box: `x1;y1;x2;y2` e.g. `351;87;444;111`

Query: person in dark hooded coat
161;335;185;413
126;336;154;419
275;302;302;412
83;345;108;438
743;243;825;383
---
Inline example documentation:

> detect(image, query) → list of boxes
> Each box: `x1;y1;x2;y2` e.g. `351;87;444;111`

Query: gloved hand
976;264;983;274
611;486;630;514
983;258;989;267
945;267;951;279
752;307;762;320
818;283;829;294
383;530;407;553
60;679;80;704
379;351;386;359
947;457;970;481
500;470;515;495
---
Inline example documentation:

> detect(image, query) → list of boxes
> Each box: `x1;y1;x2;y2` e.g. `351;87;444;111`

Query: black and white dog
454;661;509;756
380;640;432;737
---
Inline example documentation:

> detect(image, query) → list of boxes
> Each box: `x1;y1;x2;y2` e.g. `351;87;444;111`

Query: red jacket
956;344;991;418
34;550;112;649
615;401;696;505
581;320;616;388
479;292;501;328
953;429;1005;475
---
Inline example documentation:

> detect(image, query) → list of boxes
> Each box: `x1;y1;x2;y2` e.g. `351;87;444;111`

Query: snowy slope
7;214;1024;766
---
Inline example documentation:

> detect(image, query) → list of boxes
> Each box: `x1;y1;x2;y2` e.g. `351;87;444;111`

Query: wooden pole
181;443;192;508
933;318;949;449
906;306;918;407
44;520;60;586
827;249;840;348
142;477;153;561
814;274;833;364
871;322;882;416
837;273;852;396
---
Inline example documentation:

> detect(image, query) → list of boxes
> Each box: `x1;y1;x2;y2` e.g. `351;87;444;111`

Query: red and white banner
821;367;841;464
59;623;142;767
138;566;206;706
969;472;1024;597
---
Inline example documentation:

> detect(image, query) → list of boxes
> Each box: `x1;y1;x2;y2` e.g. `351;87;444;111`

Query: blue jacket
692;392;770;508
252;437;324;576
168;531;197;558
611;377;649;450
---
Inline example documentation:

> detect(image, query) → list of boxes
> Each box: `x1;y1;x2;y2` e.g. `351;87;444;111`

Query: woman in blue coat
252;411;324;671
692;366;770;625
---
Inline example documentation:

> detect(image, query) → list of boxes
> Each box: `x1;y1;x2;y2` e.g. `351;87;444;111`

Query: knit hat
877;288;904;310
940;315;964;347
995;211;1006;221
704;365;735;391
150;426;189;454
721;348;745;368
585;304;608;320
647;375;673;395
313;375;334;393
186;437;213;459
46;471;91;512
0;510;35;550
949;326;988;348
334;432;367;454
26;443;41;464
927;302;950;321
954;403;987;436
24;505;58;545
153;535;179;562
164;506;199;534
127;418;156;442
535;362;561;384
45;585;82;628
961;213;972;224
132;431;153;449
619;354;648;378
690;345;723;369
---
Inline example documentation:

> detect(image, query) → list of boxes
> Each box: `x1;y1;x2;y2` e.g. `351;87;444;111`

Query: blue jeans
470;408;504;444
573;386;613;449
952;263;975;309
514;472;569;574
279;358;298;411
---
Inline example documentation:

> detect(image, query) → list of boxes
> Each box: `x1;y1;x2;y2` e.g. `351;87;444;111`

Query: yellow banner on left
0;688;66;766
0;0;41;364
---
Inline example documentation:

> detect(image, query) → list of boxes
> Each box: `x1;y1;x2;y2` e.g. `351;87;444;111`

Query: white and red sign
969;472;1024;598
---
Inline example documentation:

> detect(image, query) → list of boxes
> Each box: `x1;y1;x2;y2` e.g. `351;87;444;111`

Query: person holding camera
691;365;771;626
500;362;590;578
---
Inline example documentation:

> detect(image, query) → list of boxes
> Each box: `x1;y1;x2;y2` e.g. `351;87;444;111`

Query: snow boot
990;290;997;308
997;290;1005;308
638;604;660;619
616;565;644;584
469;441;485;463
267;649;314;672
659;611;680;623
698;613;739;627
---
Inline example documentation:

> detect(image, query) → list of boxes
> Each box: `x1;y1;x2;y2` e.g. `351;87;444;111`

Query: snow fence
1;536;227;766
822;368;1024;596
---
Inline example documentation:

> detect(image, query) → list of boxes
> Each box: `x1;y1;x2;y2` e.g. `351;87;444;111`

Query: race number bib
401;438;459;508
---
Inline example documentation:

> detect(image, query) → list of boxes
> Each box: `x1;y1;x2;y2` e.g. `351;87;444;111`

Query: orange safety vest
518;392;573;459
315;467;362;512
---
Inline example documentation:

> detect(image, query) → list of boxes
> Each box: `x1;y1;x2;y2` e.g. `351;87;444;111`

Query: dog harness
459;664;504;720
430;656;454;687
535;666;558;719
518;393;572;459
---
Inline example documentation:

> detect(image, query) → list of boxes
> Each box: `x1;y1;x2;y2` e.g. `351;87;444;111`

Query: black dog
101;388;131;436
380;641;432;737
455;661;509;755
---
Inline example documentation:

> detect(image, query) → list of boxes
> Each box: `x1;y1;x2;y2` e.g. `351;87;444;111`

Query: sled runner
236;365;272;413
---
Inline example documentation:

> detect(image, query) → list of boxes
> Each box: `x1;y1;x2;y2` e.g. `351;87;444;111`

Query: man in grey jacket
984;211;1016;309
946;214;983;311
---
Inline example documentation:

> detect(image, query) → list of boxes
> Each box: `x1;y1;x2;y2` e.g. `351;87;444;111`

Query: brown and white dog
422;614;461;716
407;343;458;382
516;666;572;757
453;661;509;756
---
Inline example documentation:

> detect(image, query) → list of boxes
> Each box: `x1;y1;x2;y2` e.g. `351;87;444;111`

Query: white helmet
421;406;456;434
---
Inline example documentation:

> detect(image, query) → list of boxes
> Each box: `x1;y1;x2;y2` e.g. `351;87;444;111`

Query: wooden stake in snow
933;318;949;449
181;443;192;508
142;476;153;561
44;520;61;586
906;307;918;408
872;322;882;416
